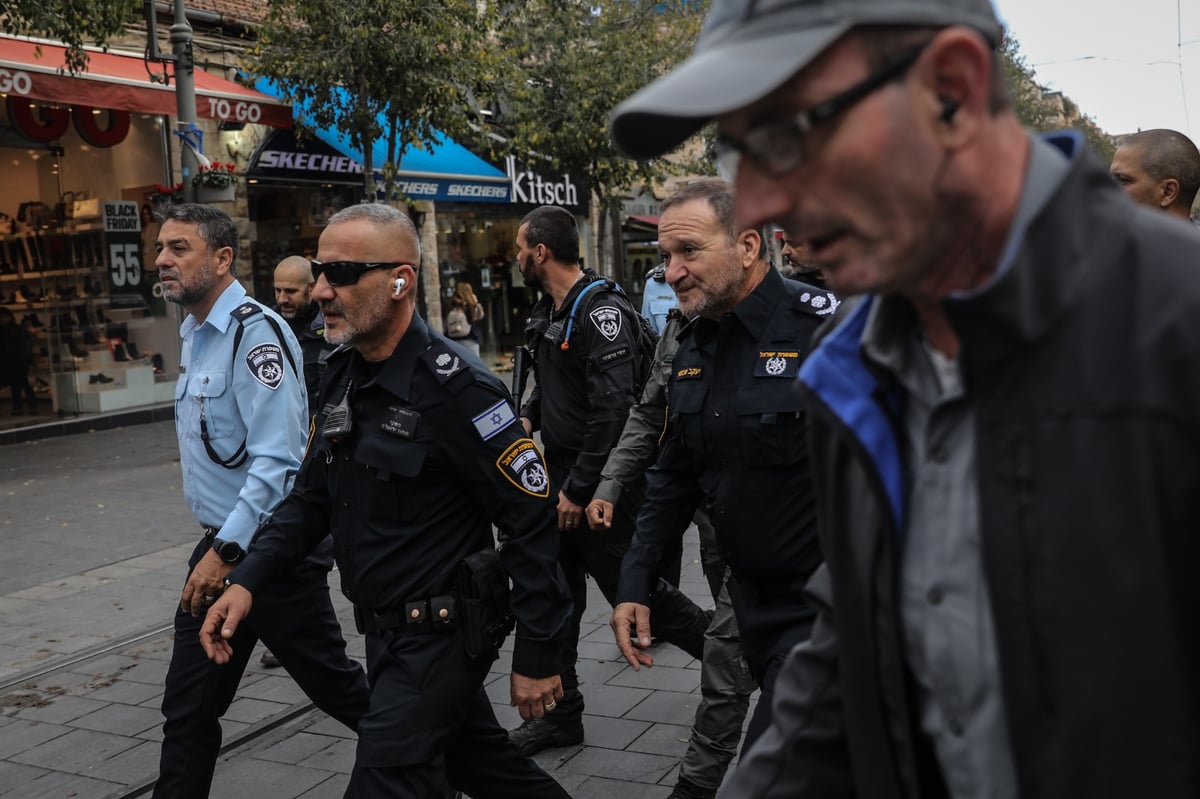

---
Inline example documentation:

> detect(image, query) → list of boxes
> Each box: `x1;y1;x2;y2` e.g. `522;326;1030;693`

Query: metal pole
170;0;198;202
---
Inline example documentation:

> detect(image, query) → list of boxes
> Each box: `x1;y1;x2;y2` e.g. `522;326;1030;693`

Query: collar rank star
754;351;801;379
247;342;286;389
590;305;622;342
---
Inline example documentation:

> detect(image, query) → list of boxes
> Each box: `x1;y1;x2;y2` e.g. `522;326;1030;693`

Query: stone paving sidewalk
0;420;754;798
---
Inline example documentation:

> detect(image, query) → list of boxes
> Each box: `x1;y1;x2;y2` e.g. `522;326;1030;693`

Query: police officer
640;260;679;336
612;179;838;751
511;205;711;755
200;203;573;798
273;254;335;416
153;203;369;799
588;304;756;799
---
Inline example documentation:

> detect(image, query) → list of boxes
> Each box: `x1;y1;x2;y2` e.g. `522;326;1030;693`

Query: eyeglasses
713;42;929;181
310;260;408;287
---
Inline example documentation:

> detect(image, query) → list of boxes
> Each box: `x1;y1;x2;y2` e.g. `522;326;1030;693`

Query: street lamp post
169;0;199;202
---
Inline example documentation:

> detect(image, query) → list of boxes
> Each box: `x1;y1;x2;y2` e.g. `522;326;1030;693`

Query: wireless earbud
939;97;959;123
393;277;407;296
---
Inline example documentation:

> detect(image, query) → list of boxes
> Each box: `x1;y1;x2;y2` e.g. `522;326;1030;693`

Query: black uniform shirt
282;300;335;415
618;268;837;605
234;316;571;678
521;270;644;504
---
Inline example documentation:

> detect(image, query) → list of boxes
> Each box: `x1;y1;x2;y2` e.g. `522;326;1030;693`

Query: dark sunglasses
310;260;408;287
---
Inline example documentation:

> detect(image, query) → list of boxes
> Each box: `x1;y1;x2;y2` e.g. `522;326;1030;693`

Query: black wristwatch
211;537;245;565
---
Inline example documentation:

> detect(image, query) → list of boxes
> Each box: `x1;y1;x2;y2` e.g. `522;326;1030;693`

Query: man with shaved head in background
1110;128;1200;222
274;255;336;416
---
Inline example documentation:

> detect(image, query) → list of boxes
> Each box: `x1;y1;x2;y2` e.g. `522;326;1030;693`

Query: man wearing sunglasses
610;0;1200;797
153;203;369;799
200;203;573;798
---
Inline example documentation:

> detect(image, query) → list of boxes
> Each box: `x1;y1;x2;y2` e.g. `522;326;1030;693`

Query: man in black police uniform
201;202;573;798
612;179;836;751
273;254;335;416
511;204;711;754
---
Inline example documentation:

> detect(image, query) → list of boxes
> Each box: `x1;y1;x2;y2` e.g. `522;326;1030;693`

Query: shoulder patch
231;302;263;323
797;291;841;317
246;342;286;389
472;399;517;441
589;305;623;341
496;438;551;498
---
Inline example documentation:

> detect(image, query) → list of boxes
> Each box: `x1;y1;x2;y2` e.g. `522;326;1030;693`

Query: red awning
0;36;291;128
629;214;660;226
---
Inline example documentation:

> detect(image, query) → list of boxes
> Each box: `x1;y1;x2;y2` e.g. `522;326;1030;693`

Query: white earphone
392;277;407;296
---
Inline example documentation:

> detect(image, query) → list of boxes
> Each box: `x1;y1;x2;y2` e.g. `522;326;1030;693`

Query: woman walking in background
445;282;485;357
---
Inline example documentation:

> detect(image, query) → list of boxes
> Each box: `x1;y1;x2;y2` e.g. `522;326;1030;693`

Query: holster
457;547;515;660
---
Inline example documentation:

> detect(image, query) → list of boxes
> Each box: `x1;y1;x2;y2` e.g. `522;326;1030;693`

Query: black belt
354;594;458;635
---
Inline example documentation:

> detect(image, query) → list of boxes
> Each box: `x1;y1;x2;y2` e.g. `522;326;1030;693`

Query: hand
585;499;614;530
511;672;564;720
199;584;253;664
521;416;533;436
611;602;655;671
557;491;584;531
180;549;234;617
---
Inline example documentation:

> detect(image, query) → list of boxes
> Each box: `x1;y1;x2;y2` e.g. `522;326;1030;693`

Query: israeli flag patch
473;399;517;441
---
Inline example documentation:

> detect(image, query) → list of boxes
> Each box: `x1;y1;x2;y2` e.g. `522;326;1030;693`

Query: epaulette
419;337;474;390
644;262;666;282
792;287;841;318
231;301;264;324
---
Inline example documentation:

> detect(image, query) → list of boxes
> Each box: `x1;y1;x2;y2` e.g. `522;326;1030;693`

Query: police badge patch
495;438;551;498
589;305;622;342
754;350;801;378
246;343;286;389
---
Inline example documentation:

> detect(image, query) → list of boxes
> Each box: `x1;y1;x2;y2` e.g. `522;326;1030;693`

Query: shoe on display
126;341;142;359
666;778;718;799
151;353;165;373
507;709;584;755
89;373;115;385
82;329;100;345
68;338;88;358
112;342;129;362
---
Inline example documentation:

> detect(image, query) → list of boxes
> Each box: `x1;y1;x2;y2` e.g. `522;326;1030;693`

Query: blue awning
253;78;511;203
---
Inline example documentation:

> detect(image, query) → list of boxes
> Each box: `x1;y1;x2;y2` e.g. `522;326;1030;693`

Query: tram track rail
0;620;321;799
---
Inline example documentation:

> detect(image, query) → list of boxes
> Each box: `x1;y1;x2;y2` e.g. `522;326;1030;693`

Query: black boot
666;777;718;799
507;689;584;755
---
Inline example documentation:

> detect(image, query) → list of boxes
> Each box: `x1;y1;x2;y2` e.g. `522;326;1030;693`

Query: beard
161;260;217;307
321;286;393;348
519;253;542;290
674;260;743;320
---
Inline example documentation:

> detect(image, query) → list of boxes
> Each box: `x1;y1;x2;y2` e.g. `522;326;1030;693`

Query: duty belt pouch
457;547;515;660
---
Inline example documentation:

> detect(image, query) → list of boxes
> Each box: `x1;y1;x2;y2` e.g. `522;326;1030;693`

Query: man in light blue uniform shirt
152;203;369;799
640;261;679;336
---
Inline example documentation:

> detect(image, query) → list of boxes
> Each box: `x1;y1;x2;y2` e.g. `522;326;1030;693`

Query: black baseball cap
609;0;1002;160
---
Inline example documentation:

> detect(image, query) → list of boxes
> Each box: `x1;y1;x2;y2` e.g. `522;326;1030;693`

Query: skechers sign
248;129;511;203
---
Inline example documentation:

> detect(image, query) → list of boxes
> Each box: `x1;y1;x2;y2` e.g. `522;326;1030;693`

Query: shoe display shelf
53;342;156;413
2;218;131;415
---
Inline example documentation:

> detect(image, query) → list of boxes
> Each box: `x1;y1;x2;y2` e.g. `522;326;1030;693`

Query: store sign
249;128;513;203
104;201;145;309
0;68;32;95
504;156;581;208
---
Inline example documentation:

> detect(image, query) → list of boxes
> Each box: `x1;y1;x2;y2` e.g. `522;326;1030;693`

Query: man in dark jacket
511;204;711;755
610;0;1200;797
201;202;572;798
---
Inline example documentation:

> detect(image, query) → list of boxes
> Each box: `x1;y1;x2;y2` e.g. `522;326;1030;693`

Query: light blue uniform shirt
640;275;678;336
175;280;307;548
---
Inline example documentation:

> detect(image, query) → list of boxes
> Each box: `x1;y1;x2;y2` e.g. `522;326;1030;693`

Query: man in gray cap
611;1;1200;797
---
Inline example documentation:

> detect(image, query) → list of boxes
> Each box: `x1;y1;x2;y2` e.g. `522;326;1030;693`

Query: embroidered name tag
754;351;801;378
381;405;420;438
676;366;703;380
